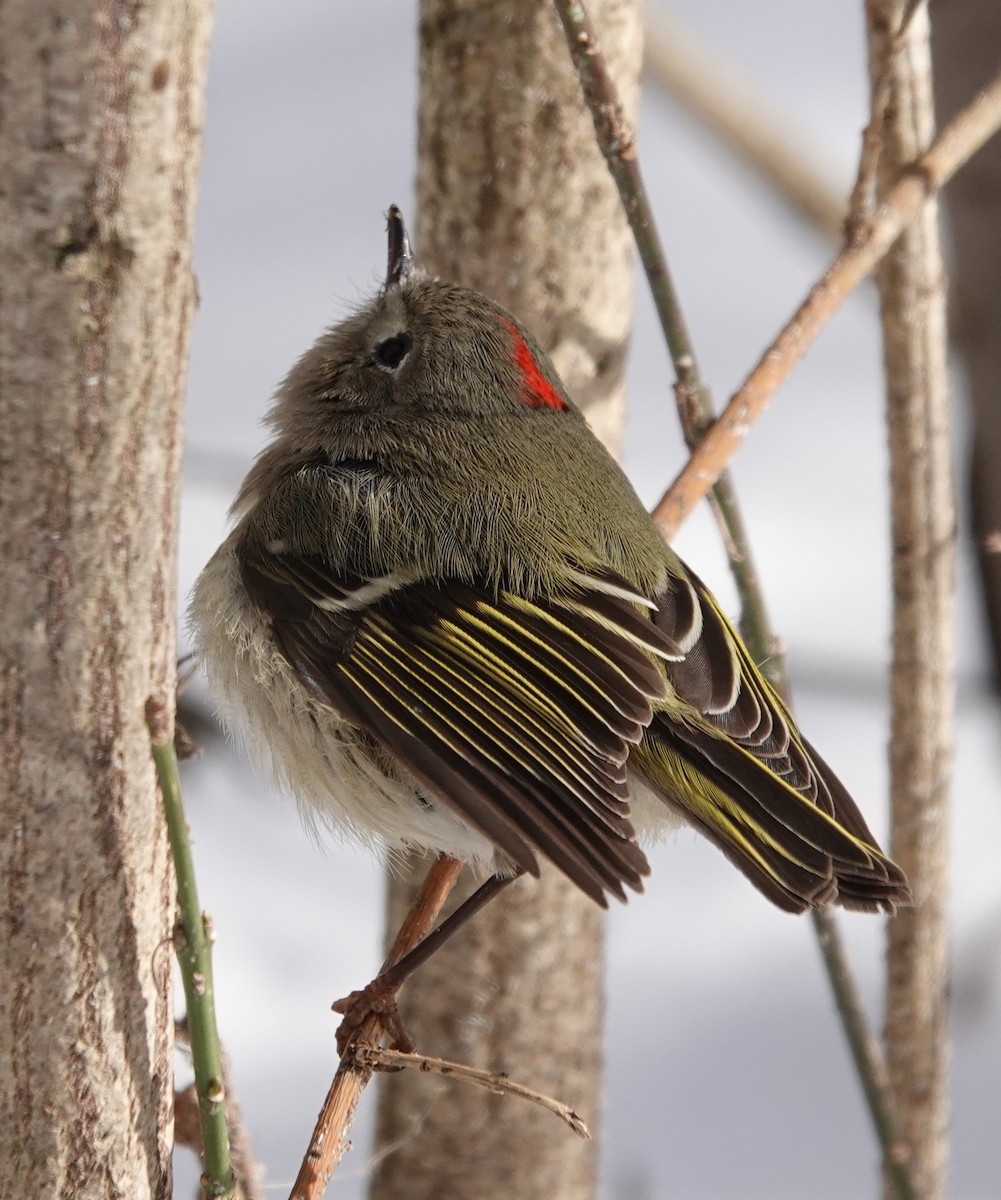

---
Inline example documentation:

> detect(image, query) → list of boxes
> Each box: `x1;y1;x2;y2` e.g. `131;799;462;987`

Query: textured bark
865;4;954;1198
0;2;211;1197
931;0;1001;688
369;3;642;1197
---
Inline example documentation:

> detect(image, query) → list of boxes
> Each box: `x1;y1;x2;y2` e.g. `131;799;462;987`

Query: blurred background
176;2;1001;1196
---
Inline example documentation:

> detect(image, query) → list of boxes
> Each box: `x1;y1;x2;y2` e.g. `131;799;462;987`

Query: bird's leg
333;867;523;1055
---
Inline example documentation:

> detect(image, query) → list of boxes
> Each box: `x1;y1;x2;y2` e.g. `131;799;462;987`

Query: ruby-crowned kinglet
190;207;909;915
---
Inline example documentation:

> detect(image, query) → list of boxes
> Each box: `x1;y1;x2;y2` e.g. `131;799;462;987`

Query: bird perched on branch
191;206;909;935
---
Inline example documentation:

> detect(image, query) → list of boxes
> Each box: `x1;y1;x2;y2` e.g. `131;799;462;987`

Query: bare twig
353;1045;591;1140
653;65;1001;539
552;3;917;1193
288;855;464;1200
644;10;843;236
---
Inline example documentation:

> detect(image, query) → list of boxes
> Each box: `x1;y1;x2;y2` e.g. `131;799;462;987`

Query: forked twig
845;0;926;237
351;1045;591;1140
288;855;464;1200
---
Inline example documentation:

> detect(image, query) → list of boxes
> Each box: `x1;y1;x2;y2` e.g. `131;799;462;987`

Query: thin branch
288;855;464;1200
353;1045;591;1140
811;910;918;1200
552;4;917;1194
644;10;843;236
653;65;1001;539
148;698;235;1200
552;0;783;682
553;1;692;371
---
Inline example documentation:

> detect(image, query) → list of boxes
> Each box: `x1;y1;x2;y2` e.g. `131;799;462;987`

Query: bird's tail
632;720;910;913
634;568;912;914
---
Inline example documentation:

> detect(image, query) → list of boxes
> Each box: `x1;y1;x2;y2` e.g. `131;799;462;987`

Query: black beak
385;205;415;288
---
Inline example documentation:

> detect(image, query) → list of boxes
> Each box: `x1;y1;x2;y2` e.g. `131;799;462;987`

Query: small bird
191;206;910;927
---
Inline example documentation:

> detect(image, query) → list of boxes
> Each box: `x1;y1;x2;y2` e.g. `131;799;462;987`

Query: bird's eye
372;332;412;371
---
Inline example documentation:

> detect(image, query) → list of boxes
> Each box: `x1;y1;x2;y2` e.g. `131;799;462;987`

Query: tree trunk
0;2;211;1196
931;0;1001;689
369;3;642;1197
865;4;954;1198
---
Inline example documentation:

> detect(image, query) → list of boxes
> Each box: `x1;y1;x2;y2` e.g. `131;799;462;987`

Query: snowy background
175;3;1001;1196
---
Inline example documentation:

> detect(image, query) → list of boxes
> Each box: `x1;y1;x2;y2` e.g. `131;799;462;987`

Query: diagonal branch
653;66;1001;539
287;855;464;1200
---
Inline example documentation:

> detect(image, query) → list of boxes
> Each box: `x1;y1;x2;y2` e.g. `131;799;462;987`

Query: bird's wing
635;568;911;914
239;542;679;905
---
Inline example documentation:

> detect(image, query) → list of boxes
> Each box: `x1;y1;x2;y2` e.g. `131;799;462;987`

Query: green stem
552;4;914;1195
148;699;235;1199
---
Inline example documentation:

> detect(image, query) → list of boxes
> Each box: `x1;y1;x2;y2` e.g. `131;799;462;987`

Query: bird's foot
332;976;415;1057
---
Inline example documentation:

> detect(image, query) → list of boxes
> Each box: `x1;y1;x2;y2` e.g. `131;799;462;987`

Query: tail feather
632;719;911;915
640;569;911;914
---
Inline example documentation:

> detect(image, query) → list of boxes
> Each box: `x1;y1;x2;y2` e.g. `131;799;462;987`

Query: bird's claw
333;978;415;1057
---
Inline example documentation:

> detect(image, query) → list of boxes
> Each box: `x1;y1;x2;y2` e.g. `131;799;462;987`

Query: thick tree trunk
0;2;211;1196
369;3;642;1198
865;4;954;1198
